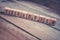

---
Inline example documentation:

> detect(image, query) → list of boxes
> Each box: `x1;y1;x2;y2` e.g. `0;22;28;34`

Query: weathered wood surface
24;0;60;12
0;14;60;40
0;1;60;40
0;17;37;40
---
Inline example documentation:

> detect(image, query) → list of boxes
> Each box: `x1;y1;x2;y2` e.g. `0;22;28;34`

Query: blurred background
0;0;60;14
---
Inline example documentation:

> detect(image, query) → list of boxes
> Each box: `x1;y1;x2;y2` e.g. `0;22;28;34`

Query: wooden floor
0;16;37;40
0;1;60;40
0;14;60;40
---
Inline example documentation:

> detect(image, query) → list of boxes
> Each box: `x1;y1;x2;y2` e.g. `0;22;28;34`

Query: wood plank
0;14;60;40
0;1;60;40
0;17;37;40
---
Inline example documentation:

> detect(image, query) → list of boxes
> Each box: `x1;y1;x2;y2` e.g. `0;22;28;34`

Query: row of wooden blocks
2;7;57;26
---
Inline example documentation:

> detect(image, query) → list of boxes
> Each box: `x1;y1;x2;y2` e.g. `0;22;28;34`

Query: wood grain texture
24;0;60;11
0;18;37;40
0;1;60;40
0;14;60;40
